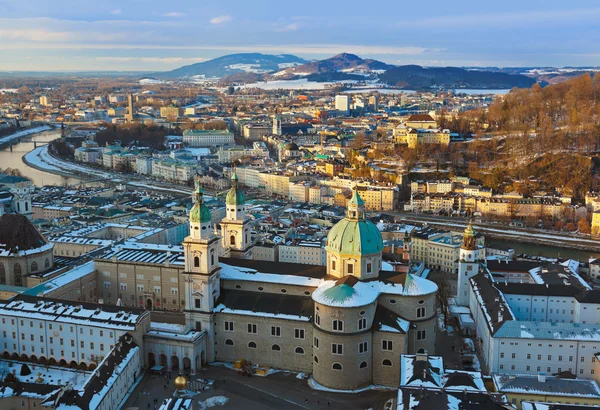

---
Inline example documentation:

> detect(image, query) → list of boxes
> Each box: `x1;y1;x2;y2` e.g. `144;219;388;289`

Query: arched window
14;263;22;286
194;257;200;267
271;344;280;351
225;339;234;346
230;235;236;246
332;363;342;370
31;262;38;272
25;202;28;212
44;259;50;269
0;264;5;285
210;251;215;266
360;361;368;369
382;359;392;367
248;342;257;348
295;347;304;354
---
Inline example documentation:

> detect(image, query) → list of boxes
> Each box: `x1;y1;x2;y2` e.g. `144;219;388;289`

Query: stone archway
146;299;153;310
171;356;179;371
183;357;191;373
148;352;156;367
160;354;168;367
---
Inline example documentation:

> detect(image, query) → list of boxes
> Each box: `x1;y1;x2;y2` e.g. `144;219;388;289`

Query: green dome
226;187;245;206
190;202;212;223
325;218;383;255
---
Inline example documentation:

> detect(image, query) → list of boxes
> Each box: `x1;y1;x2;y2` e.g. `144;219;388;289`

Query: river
0;130;83;186
488;239;600;262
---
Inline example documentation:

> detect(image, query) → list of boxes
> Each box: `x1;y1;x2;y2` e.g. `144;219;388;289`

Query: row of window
224;340;305;353
313;357;393;369
500;353;596;363
224;322;307;339
1;320;113;338
499;364;596;376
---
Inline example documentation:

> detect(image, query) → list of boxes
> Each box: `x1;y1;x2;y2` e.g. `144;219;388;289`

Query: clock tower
183;178;220;361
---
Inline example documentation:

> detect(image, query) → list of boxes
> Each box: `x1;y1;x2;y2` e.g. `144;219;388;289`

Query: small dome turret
190;177;211;223
226;169;245;206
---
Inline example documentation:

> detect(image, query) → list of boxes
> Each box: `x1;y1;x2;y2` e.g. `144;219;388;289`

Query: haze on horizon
0;0;599;72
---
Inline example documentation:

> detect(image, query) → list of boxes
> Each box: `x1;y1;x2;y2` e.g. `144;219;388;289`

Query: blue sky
0;0;599;71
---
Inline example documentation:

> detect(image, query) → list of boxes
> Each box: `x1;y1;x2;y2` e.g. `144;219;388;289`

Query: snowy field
240;78;359;90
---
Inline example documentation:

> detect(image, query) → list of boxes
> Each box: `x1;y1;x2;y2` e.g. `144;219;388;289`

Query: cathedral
171;178;439;389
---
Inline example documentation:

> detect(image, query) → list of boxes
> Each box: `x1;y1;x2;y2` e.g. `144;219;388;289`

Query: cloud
210;15;232;25
164;12;185;17
111;9;121;15
275;23;300;32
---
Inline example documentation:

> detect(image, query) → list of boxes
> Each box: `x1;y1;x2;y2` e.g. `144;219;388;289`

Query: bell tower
220;170;253;259
183;177;220;361
457;221;480;306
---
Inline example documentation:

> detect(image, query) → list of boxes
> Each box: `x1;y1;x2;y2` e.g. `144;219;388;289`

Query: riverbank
407;218;600;253
0;125;53;149
23;143;193;195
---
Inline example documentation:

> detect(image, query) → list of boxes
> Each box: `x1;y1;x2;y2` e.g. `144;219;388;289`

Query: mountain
379;65;536;90
272;53;391;79
156;53;307;78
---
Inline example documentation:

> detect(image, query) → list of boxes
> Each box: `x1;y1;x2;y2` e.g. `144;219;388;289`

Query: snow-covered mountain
155;53;307;79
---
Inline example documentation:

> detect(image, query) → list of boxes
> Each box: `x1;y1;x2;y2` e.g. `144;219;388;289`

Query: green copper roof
321;284;356;303
348;189;365;206
190;182;212;223
226;171;245;206
325;218;383;255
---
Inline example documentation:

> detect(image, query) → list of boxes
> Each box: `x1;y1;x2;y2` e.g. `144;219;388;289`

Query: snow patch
198;395;229;409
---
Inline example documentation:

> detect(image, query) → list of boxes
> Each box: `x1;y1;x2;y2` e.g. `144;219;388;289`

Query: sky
0;0;599;71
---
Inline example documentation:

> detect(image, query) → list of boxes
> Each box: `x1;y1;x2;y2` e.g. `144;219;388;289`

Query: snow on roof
219;262;323;287
495;320;600;341
379;317;410;333
493;373;600;397
400;355;444;388
24;261;96;296
214;303;311;322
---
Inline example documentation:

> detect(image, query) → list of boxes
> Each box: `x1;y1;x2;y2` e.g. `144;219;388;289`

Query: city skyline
0;0;600;71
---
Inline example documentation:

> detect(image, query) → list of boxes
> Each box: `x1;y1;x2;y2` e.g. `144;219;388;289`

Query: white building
335;95;350;113
183;130;234;147
135;155;153;175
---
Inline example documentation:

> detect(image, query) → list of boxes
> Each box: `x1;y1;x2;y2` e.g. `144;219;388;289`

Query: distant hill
379;65;536;90
271;53;391;79
156;53;307;78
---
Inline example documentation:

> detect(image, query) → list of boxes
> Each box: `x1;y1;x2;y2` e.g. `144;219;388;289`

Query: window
359;341;368;354
382;359;392;366
416;307;426;319
358;318;367;330
295;347;304;354
390;299;397;304
332;344;343;355
314;337;319;349
271;326;281;337
294;329;305;339
332;363;342;371
224;321;234;332
315;314;320;325
271;344;281;351
382;340;393;351
366;263;372;273
331;260;336;270
512;353;516;359
314;356;319;363
360;361;368;369
225;339;234;346
194;299;201;309
230;235;236;246
248;342;257;348
417;330;426;340
194;256;199;267
333;320;343;332
548;355;552;360
247;324;257;334
347;264;354;274
500;353;504;358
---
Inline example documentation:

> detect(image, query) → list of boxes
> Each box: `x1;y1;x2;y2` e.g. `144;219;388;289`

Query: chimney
538;372;546;383
422;369;427;380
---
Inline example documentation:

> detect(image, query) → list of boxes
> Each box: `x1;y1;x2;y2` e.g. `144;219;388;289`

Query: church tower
183;178;221;361
272;115;282;136
402;230;411;264
220;170;253;259
457;222;480;306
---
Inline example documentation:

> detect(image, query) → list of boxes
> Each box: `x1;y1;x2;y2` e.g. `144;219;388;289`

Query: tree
20;363;31;376
578;218;591;234
435;276;452;328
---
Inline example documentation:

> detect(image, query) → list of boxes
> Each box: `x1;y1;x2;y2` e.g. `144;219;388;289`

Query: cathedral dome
325;190;383;256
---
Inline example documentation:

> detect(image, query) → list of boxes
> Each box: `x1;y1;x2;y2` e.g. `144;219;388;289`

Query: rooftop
493;373;600;397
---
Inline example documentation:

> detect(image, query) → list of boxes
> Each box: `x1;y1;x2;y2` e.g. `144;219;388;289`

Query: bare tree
436;275;452;328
